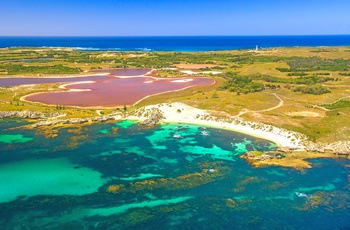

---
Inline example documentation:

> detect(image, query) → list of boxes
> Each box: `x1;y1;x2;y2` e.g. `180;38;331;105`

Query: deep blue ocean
0;35;350;51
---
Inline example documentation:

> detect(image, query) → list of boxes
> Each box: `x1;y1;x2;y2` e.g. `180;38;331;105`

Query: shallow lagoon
0;119;349;229
0;69;214;107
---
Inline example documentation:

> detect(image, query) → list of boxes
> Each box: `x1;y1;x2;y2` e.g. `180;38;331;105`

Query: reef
106;161;231;194
300;190;350;212
241;150;348;170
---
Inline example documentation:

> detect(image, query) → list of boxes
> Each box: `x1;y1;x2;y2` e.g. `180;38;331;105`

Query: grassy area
0;64;81;75
1;46;350;144
0;84;108;118
320;99;350;109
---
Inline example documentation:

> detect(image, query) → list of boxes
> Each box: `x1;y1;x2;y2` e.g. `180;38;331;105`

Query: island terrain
1;46;350;169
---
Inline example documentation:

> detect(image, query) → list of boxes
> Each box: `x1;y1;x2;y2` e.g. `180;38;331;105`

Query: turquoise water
0;119;349;229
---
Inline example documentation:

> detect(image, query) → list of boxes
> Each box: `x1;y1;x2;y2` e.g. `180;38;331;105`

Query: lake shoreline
8;69;214;108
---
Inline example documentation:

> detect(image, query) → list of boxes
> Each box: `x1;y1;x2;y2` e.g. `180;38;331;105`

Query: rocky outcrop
243;151;273;161
62;118;89;124
141;108;165;126
276;146;300;153
32;116;117;128
0;109;122;128
0;111;63;119
32;120;61;127
256;154;273;161
304;141;350;155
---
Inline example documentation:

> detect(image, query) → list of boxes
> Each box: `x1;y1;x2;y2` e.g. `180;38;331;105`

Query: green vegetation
225;54;291;64
292;85;331;95
320;100;350;109
309;48;332;52
211;92;219;98
218;72;333;95
218;72;264;94
277;57;350;72
0;64;81;75
286;72;308;76
249;73;335;85
55;104;65;110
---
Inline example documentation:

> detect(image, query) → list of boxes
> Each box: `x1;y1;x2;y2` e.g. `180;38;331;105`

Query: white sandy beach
180;70;222;75
129;102;306;149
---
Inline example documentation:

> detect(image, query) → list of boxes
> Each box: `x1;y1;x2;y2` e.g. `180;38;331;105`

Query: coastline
129;102;306;149
128;102;349;169
0;102;304;148
3;100;349;155
2;101;349;170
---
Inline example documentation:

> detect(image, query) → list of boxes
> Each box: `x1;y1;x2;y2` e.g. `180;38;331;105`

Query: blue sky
2;0;350;36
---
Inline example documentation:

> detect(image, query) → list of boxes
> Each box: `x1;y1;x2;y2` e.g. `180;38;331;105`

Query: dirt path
333;95;350;104
314;95;350;111
255;93;284;113
236;93;284;117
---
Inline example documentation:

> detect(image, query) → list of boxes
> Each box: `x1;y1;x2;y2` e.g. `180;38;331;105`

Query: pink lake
24;69;214;107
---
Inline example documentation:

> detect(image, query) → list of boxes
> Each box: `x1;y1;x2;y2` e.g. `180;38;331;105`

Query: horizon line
1;34;350;38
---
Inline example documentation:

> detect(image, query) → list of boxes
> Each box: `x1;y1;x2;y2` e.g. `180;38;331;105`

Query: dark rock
245;152;255;158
